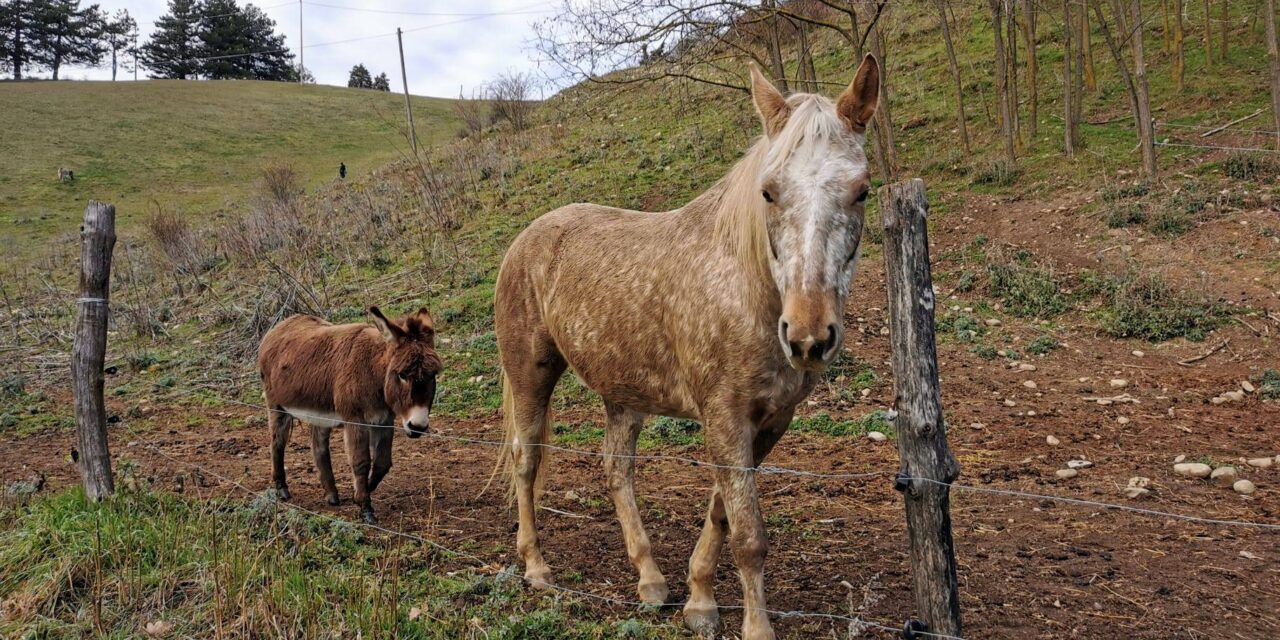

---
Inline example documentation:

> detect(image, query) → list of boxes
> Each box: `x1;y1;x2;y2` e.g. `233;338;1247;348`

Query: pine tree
347;63;371;89
32;0;105;80
197;0;292;81
142;0;201;79
0;0;39;79
102;8;135;81
373;71;390;91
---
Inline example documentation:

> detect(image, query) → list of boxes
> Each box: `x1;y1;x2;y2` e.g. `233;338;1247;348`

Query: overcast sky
55;0;559;98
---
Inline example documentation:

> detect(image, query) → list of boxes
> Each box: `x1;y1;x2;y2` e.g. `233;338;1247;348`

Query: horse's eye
762;190;774;203
855;189;869;203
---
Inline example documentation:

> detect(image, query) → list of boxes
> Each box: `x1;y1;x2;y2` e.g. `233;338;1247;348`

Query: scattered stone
1131;350;1145;357
1046;435;1060;446
1003;399;1017;407
1023;380;1038;389
970;422;985;430
867;431;888;442
1096;399;1114;406
1173;462;1212;478
1239;550;1261;560
985;318;1002;327
1223;390;1246;402
860;388;871;397
1233;479;1257;495
1018;363;1037;372
1066;459;1093;470
1241;380;1256;393
1246;457;1274;469
1123;477;1151;499
1210;466;1238;486
1116;416;1131;425
1027;410;1037;416
1055;468;1078;479
1110;378;1129;389
1174;454;1187;463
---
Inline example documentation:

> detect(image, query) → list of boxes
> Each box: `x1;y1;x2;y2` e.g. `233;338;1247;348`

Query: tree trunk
1161;0;1172;52
1073;2;1086;123
73;202;117;501
879;178;963;640
1202;0;1213;64
1174;0;1186;91
990;0;1016;162
1266;0;1280;150
1007;3;1021;144
870;21;899;181
1093;0;1156;178
1082;2;1097;91
1219;0;1227;61
764;0;788;93
1063;0;1078;155
1020;0;1039;140
111;48;118;81
935;0;970;153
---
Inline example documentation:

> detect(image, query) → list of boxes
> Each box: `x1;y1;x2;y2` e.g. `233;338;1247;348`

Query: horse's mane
706;93;849;279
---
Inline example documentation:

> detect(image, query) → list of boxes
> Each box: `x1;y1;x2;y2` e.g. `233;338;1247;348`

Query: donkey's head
370;306;442;438
750;55;880;371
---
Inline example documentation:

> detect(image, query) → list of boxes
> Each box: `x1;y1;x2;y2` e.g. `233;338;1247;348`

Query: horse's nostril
808;340;826;361
827;324;838;341
789;340;803;358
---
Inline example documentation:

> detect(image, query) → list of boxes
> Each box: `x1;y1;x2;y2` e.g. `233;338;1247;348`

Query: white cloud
53;0;556;97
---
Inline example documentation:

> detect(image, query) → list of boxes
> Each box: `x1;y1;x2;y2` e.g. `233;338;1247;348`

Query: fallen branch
1177;339;1230;367
1200;109;1263;138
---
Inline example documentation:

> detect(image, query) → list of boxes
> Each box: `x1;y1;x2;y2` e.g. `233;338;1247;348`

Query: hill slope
0;80;461;251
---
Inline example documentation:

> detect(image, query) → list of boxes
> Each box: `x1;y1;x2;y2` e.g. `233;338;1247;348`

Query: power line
301;0;555;18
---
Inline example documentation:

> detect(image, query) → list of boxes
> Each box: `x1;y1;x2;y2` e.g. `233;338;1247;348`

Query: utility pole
298;0;304;83
397;27;419;153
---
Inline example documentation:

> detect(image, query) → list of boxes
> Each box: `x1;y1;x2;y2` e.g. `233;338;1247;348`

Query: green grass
0;487;673;639
1025;334;1060;355
1257;369;1280;401
790;410;894;439
0;80;462;254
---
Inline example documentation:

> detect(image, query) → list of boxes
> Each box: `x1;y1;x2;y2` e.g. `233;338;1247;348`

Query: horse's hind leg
603;402;668;605
269;409;295;500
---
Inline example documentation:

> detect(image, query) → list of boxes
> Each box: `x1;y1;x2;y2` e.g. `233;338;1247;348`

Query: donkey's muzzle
404;421;429;438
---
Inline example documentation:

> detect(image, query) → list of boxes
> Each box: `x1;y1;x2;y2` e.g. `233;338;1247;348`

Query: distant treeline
0;0;301;82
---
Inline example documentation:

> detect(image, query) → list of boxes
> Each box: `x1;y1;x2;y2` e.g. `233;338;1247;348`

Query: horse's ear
368;306;403;342
836;54;880;134
749;63;791;137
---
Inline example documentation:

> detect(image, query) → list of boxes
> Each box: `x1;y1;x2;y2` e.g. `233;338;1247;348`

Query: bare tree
934;0;970;152
1081;1;1097;91
1020;0;1038;140
989;0;1016;162
1173;0;1185;91
868;14;898;180
1062;0;1079;155
1267;0;1280;149
487;72;537;131
1218;0;1227;61
453;86;487;139
1090;0;1157;178
1202;0;1213;64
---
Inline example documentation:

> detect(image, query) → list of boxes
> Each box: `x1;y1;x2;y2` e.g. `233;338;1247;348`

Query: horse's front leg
603;403;668;605
683;482;726;636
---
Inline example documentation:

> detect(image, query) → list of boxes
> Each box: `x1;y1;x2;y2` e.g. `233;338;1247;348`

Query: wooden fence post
879;179;963;637
73;201;116;500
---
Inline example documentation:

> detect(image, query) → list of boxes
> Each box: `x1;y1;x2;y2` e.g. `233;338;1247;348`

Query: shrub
1097;272;1226;342
1257;369;1280;400
971;160;1020;186
1105;203;1146;228
259;163;299;205
1101;182;1150;202
1224;153;1275;181
985;248;1069;317
1146;209;1191;237
145;208;214;275
1026;334;1060;355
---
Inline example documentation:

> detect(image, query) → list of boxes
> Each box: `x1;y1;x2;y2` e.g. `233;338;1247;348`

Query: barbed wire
1155;122;1280;137
301;0;557;18
136;433;962;639
1154;140;1280;154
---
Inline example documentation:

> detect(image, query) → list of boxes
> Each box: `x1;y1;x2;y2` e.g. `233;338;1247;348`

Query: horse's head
750;55;880;371
370;306;442;438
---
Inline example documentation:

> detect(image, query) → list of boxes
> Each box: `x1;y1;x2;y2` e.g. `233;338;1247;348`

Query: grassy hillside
0;80;461;254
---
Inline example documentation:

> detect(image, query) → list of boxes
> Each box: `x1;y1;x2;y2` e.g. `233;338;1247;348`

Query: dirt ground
6;192;1279;639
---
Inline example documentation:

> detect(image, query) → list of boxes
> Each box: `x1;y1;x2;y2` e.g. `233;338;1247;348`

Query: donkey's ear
368;306;403;341
836;54;880;134
405;307;436;340
749;63;791;137
414;307;434;328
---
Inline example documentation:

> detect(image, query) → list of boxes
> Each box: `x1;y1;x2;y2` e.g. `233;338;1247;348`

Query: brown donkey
495;56;881;639
258;307;441;523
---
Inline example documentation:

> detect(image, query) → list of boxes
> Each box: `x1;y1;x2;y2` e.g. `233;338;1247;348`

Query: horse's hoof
637;579;669;606
326;494;340;506
682;604;720;637
524;568;554;591
361;510;377;524
275;486;291;501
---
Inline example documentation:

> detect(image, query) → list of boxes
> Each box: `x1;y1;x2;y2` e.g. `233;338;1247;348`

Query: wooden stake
73;201;117;500
397;28;418;154
879;179;963;638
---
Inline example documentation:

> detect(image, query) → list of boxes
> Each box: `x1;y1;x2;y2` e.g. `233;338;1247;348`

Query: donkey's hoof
637;579;669;606
361;510;377;524
326;493;340;506
275;486;291;501
682;604;720;637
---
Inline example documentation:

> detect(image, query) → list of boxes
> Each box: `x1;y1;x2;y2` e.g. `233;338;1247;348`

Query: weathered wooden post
879;179;962;637
72;201;116;500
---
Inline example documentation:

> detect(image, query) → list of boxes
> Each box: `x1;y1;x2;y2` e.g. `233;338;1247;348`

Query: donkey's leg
603;402;668;605
343;423;376;523
683;483;726;636
269;409;295;500
312;426;340;506
367;425;394;493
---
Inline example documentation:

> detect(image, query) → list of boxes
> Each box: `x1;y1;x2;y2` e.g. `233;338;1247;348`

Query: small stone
970;422;985;430
1210;466;1238;486
1003;399;1017;407
1110;379;1128;388
1211;396;1227;405
1046;435;1060;446
1027;410;1037;416
1116;416;1131;425
1174;462;1212;478
1131;350;1145;357
860;388;871;397
1023;380;1038;389
1018;363;1037;372
1174;454;1186;463
1066;459;1093;470
1241;381;1256;393
1246;457;1274;469
1055;468;1078;479
1223;391;1245;402
1096;399;1113;406
867;431;888;442
1123;486;1150;499
1127;476;1151;489
1233;479;1257;495
985;318;1002;326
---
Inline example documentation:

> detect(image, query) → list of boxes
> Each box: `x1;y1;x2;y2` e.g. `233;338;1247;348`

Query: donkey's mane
705;93;851;278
